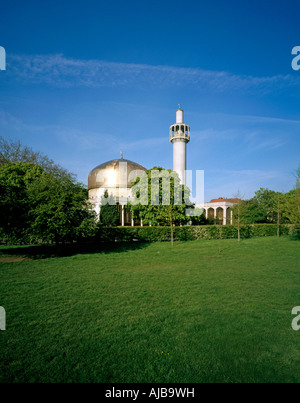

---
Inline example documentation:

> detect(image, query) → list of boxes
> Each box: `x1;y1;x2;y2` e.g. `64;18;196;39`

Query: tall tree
253;188;279;223
0;136;70;178
282;189;300;225
293;164;300;224
0;162;96;244
232;191;244;241
273;192;286;237
28;170;96;244
128;166;193;245
0;162;44;241
237;198;266;224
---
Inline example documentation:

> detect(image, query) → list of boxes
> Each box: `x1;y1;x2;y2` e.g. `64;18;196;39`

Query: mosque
88;106;239;226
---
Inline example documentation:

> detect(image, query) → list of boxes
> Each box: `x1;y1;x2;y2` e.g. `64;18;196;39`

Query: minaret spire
169;105;190;185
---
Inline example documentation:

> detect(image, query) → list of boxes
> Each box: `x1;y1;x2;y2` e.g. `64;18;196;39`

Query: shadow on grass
0;241;151;259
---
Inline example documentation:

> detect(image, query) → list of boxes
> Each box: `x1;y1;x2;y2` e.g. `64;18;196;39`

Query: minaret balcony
169;122;190;142
170;132;190;142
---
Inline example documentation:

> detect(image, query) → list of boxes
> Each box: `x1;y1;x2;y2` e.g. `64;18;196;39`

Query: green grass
0;236;300;383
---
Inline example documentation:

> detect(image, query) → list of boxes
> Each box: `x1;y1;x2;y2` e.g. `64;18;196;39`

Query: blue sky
0;0;299;201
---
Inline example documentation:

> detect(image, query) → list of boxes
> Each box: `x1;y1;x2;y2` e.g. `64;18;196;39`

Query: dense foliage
0;136;70;178
232;186;300;226
0;162;96;244
0;137;298;244
99;190;120;226
127;166;195;225
127;166;198;245
94;223;298;242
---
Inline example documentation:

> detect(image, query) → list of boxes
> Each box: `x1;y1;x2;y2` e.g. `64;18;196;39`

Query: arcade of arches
196;197;242;225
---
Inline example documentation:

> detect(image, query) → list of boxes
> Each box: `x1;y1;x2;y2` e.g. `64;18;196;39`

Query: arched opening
226;207;232;225
207;208;215;223
216;207;223;225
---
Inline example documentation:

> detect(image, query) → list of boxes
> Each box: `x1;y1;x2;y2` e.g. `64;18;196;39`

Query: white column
230;210;233;225
140;219;143;227
121;205;125;227
223;208;226;225
131;217;134;227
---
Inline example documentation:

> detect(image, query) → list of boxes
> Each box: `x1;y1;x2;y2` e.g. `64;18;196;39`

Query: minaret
169;105;190;185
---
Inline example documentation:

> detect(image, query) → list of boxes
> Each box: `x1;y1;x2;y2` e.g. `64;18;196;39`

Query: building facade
197;197;241;225
88;156;147;225
88;106;240;225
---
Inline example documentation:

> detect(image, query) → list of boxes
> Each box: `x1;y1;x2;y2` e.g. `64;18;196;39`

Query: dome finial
120;150;123;159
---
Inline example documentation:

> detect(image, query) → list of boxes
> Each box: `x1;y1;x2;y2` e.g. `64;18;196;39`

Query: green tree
189;208;207;225
282;189;300;225
232;200;242;242
128;166;193;245
0;162;96;244
238;199;267;224
252;188;279;223
282;165;300;225
0;136;70;178
99;190;120;226
28;170;96;244
0;162;44;241
231;191;244;242
233;189;288;238
273;192;286;237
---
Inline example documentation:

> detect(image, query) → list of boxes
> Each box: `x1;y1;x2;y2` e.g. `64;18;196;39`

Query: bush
93;224;298;242
4;223;297;245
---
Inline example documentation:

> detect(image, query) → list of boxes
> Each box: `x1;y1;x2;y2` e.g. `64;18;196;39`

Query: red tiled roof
209;197;242;203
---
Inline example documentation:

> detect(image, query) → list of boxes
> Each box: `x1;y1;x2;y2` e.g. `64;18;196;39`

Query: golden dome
88;158;147;190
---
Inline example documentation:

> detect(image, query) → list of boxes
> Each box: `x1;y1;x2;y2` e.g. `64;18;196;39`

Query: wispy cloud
53;127;120;151
6;53;300;93
0;110;167;165
244;132;286;152
190;111;300;154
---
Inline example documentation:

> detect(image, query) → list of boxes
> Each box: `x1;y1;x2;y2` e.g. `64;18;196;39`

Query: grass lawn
0;236;300;383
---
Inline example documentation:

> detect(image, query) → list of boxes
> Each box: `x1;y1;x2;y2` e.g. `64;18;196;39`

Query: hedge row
95;224;299;242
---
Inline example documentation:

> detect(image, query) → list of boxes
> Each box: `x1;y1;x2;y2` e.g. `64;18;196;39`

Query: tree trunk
169;206;173;247
277;207;280;238
237;207;240;242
